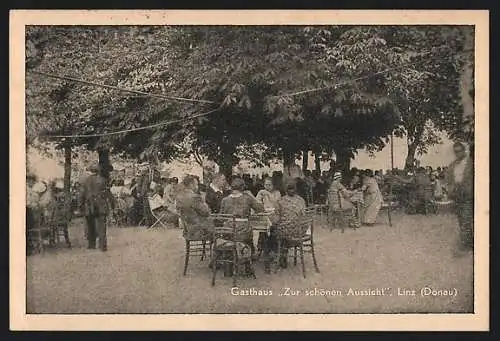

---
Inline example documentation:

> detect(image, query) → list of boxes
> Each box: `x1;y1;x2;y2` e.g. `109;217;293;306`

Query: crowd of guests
25;151;465;258
27;163;451;236
175;173;308;273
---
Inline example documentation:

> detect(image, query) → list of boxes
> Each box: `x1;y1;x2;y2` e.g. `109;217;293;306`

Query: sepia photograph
10;10;489;330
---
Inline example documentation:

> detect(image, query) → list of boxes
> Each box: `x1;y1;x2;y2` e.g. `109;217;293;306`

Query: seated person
148;184;165;211
218;177;264;276
110;179;126;197
205;173;228;214
430;171;444;201
220;177;264;246
327;171;359;230
148;184;179;228
272;181;307;268
407;167;433;214
176;175;211;239
255;177;281;212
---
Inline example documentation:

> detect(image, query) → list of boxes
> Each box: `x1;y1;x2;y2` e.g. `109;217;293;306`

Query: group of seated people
26;175;72;254
176;173;310;273
381;166;450;214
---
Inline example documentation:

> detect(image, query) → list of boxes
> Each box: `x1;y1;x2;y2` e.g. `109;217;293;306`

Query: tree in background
157;26;400;174
27;25;472;181
317;25;473;171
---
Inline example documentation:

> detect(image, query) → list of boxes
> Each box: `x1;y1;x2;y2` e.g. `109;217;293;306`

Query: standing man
205;172;228;213
80;164;114;251
446;142;474;255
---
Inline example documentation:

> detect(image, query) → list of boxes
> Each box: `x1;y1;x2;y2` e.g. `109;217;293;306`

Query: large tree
28;25;469;180
314;25;472;170
148;26;401;174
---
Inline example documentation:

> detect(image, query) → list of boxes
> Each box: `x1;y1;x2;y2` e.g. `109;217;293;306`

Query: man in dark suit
80;164;114;251
176;175;211;240
205;173;228;213
446;142;474;254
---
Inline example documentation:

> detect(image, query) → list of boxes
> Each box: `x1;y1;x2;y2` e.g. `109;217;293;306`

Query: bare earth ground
26;210;473;314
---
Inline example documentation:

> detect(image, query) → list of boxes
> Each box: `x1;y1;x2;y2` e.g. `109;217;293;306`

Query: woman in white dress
361;170;384;225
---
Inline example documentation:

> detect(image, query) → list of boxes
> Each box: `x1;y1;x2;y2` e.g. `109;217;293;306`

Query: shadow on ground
26;211;473;314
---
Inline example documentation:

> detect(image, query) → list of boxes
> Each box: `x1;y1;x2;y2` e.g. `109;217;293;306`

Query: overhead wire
30;47;473;139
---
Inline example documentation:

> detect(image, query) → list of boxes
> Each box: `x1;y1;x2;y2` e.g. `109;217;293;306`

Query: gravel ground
26;210;473;314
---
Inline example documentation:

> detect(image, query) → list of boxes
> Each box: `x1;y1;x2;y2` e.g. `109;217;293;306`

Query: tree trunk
333;147;350;174
283;149;294;169
218;149;235;180
314;153;321;173
98;149;111;181
404;142;418;172
460;27;474;143
63;141;72;221
302;150;308;171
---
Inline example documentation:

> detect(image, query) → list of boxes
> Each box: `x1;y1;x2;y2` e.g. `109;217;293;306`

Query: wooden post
63;139;72;223
302;150;308;172
98;149;111;183
388;132;394;227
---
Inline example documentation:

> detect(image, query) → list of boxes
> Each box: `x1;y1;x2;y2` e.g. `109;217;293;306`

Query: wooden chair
423;186;438;215
380;200;399;227
49;196;72;248
301;207;321;272
110;197;128;227
27;208;53;254
277;212;320;278
432;199;454;214
312;204;328;222
249;212;272;258
181;217;212;276
210;214;255;286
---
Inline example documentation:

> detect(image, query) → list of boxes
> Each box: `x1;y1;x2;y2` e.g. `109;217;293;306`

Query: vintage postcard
10;10;489;330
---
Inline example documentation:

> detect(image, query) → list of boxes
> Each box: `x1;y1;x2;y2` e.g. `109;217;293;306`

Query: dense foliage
26;25;474;175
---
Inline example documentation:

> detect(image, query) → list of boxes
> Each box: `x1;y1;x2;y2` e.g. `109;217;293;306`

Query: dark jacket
176;190;211;240
80;174;114;216
205;184;225;213
176;190;210;228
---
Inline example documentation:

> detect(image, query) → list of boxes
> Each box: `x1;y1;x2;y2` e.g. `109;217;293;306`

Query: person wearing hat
80;163;115;251
327;171;358;231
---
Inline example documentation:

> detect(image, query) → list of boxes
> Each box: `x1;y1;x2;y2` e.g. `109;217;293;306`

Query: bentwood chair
27;208;54;254
49;197;72;248
277;212;320;278
381;192;399;227
182;217;213;276
210;214;255;286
